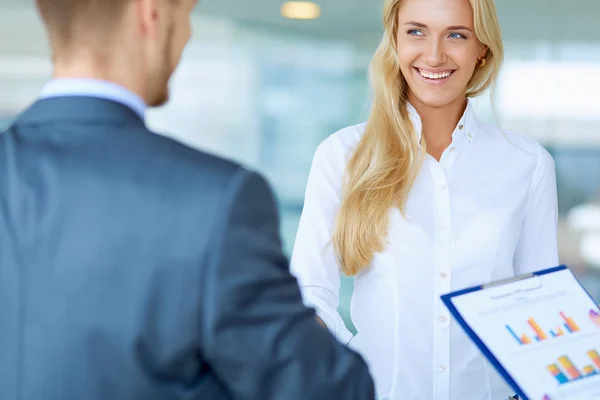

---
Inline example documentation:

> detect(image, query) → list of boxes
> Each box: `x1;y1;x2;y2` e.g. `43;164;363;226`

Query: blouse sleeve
513;144;560;274
290;135;355;345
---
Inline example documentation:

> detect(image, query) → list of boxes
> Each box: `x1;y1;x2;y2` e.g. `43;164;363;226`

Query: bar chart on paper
546;350;600;385
506;309;600;346
447;267;600;400
513;309;600;400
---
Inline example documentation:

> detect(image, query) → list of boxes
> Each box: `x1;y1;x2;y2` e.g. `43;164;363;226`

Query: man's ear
135;0;161;40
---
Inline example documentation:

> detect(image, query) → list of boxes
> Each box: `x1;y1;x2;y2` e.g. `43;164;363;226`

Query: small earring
478;57;487;68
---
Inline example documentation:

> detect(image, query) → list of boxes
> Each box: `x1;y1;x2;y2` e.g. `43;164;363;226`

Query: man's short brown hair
36;0;132;51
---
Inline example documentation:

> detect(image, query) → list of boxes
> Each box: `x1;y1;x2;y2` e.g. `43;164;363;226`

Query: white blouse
290;101;559;400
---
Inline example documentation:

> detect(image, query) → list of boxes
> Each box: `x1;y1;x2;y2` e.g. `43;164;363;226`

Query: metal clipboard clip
482;273;543;300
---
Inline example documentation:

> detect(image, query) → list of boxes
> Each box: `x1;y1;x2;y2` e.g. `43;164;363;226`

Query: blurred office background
1;0;599;328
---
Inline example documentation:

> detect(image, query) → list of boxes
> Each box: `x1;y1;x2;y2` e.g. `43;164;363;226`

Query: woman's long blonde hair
333;0;504;276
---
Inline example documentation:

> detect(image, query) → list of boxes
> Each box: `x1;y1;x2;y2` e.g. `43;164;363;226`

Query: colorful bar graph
590;309;600;327
507;312;582;345
547;350;600;386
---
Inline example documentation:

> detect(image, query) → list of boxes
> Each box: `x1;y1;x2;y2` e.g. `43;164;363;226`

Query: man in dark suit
0;0;375;399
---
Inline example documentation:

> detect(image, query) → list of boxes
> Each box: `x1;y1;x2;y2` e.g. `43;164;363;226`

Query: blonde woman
290;0;559;399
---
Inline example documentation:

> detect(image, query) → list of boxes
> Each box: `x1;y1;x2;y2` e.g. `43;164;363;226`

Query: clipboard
441;265;600;400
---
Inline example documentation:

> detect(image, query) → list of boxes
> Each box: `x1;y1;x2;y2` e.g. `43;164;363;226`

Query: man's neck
52;57;146;103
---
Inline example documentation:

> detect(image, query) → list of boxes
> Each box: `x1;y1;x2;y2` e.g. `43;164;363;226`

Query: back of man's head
36;0;131;57
35;0;196;107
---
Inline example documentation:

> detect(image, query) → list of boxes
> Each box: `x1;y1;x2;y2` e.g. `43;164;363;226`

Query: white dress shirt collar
40;78;147;119
407;99;477;149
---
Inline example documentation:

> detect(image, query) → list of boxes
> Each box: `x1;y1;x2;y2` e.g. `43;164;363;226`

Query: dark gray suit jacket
0;97;375;400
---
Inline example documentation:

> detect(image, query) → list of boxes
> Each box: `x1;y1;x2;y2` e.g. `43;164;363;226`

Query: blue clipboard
440;265;599;400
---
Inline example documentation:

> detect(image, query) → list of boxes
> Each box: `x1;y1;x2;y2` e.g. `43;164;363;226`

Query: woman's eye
449;32;466;39
407;29;424;36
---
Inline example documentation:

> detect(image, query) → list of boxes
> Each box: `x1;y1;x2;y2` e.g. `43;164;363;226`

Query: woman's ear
478;45;489;60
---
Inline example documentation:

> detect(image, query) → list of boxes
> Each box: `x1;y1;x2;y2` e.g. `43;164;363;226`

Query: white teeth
418;69;452;80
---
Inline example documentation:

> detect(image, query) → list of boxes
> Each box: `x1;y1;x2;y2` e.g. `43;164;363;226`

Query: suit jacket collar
16;96;145;127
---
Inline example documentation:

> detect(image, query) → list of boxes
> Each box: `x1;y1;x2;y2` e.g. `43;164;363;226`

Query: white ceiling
1;0;599;49
195;0;600;43
197;0;383;38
